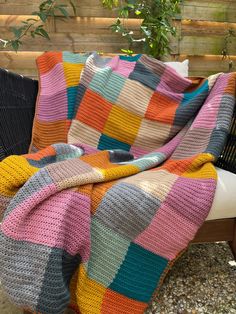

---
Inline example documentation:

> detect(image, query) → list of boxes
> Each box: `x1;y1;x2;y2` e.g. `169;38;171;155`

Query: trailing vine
0;0;76;52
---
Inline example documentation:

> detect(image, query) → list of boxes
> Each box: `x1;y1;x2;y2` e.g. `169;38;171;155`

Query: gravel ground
0;242;235;314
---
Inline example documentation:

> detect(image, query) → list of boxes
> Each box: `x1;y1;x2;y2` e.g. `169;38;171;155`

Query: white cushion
206;167;236;220
164;59;189;77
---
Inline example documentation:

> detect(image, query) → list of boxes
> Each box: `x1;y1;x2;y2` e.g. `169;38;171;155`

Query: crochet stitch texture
30;51;90;151
0;52;235;314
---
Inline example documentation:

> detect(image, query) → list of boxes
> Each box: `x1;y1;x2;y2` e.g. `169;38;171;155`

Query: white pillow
164;59;189;77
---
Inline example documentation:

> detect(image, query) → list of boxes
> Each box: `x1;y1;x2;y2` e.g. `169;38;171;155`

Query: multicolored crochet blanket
0;52;235;314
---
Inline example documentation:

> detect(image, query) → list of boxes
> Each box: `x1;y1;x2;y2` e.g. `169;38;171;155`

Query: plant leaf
26;18;39;22
37;28;50;40
38;12;47;22
39;1;48;10
10;27;22;38
11;40;20;52
121;48;133;56
57;6;69;18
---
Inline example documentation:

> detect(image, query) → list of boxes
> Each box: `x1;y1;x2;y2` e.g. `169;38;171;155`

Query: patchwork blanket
0;52;235;314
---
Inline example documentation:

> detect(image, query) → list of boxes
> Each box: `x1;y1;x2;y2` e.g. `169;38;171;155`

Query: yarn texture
30;51;90;151
0;52;235;314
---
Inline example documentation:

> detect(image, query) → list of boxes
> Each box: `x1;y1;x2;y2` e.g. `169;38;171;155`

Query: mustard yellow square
104;105;142;145
63;62;84;88
71;264;107;314
182;153;216;179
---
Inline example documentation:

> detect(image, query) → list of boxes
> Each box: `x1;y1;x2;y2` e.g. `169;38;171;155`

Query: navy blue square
74;84;87;114
129;62;160;90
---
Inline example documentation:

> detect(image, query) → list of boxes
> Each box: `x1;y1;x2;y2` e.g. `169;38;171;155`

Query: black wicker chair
216;104;236;174
0;68;38;160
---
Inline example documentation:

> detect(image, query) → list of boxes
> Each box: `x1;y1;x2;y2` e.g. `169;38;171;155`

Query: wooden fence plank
0;0;115;17
0;15;140;35
1;33;234;61
55;17;141;33
1;52;235;79
0;1;236;22
181;20;236;36
178;35;236;56
182;0;236;22
0;51;41;69
2;32;231;56
3;15;236;37
0;31;137;52
181;55;236;76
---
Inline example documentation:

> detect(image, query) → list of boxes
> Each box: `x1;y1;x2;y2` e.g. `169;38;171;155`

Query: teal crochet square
90;71;126;104
109;242;168;302
98;134;131;151
67;86;78;119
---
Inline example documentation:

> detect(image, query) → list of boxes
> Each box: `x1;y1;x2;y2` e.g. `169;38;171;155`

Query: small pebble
146;242;236;313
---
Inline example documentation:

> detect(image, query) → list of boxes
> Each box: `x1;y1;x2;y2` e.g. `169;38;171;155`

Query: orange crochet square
25;146;56;161
76;90;112;132
80;151;114;168
145;91;178;124
66;119;72;132
91;180;118;214
77;184;93;198
36;52;62;75
101;289;147;314
159;158;195;176
32;120;68;150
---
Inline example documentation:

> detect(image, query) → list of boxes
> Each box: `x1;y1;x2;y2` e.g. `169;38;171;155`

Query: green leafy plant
102;0;181;58
0;0;76;52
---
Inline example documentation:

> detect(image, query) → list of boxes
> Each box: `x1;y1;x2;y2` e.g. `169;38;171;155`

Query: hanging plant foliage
103;0;182;58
